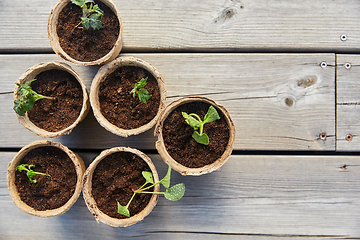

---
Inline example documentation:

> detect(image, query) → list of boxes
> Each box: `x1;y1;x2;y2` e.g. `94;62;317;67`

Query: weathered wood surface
1;152;360;239
336;54;360;151
0;53;335;150
1;0;360;53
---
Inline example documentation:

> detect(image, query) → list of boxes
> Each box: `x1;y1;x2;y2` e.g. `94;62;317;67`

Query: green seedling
117;163;185;217
16;164;51;183
130;77;152;104
71;0;104;30
13;79;54;116
182;105;220;145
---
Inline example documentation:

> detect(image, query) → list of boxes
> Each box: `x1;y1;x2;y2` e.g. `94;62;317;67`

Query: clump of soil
28;69;83;132
15;146;77;211
57;1;120;62
162;102;230;168
91;152;153;219
99;66;160;129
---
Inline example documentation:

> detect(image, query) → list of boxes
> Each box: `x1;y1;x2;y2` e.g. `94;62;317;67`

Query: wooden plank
336;54;360;151
1;152;360;239
1;0;360;52
0;53;335;150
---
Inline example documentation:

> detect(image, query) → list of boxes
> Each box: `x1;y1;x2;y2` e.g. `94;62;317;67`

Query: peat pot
14;61;89;138
7;140;85;217
155;96;236;176
90;56;166;137
83;147;160;227
48;0;123;66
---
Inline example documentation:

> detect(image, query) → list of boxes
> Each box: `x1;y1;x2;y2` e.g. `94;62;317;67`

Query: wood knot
284;97;294;107
297;75;317;88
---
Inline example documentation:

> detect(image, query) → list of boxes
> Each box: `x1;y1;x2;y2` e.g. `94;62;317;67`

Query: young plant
182;105;220;145
71;0;104;30
13;79;53;116
130;77;152;104
16;164;51;183
117;163;185;217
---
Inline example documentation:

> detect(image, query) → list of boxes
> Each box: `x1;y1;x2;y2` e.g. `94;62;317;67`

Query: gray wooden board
0;53;335;150
336;54;360;151
1;152;360;239
1;0;360;52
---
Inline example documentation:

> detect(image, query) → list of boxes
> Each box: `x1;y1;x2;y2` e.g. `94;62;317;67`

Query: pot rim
14;61;90;138
82;146;160;227
154;96;236;176
47;0;123;66
7;140;85;217
90;56;166;137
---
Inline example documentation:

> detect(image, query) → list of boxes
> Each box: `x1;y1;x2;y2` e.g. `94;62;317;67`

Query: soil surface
57;1;120;62
14;146;77;211
28;69;83;132
91;152;153;219
162;102;230;168
99;66;160;129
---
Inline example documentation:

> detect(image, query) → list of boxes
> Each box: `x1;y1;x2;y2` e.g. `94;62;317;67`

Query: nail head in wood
319;133;327;140
346;134;353;141
345;63;352;69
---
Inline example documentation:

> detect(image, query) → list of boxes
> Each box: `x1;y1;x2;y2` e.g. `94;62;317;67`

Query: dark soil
162;102;230;168
91;152;153;219
99;66;160;129
56;1;120;62
28;69;83;132
14;146;77;211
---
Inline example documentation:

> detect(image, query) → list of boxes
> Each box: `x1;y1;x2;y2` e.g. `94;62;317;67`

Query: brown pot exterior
47;0;123;66
90;56;166;137
7;140;85;217
155;96;236;176
82;147;160;227
14;61;90;138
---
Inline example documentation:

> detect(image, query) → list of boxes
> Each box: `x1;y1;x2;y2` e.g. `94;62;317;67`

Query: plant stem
139;191;165;195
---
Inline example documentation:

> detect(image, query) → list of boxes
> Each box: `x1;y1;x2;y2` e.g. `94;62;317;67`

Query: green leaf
27;170;37;183
14;100;26;116
142;171;154;184
160;163;172;188
137;88;152;103
14;79;50;116
71;0;94;7
91;4;104;15
131;77;152;103
15;164;50;183
182;112;201;130
164;183;185;201
15;164;29;172
192;131;209;145
117;202;130;217
88;14;103;30
135;77;148;89
203;105;220;124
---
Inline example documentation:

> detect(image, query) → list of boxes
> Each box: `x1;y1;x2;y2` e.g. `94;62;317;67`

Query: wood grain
1;0;360;52
1;152;360;239
0;53;335;150
336;54;360;151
